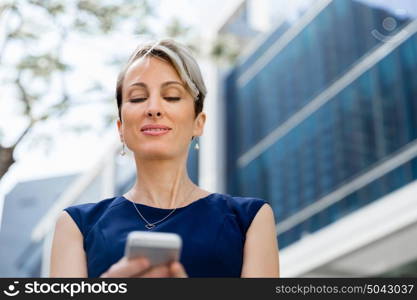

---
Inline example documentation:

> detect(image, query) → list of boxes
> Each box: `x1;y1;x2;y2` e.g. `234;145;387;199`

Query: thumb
170;261;188;278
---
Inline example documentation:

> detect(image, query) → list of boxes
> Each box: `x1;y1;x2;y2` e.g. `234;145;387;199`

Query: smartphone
124;231;182;267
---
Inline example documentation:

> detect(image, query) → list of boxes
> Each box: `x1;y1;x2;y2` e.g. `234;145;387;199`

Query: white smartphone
124;231;182;267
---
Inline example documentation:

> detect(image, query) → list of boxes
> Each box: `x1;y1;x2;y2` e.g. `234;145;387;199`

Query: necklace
127;186;196;230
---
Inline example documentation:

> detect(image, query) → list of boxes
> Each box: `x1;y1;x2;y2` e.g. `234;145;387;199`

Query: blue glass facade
188;139;199;184
224;0;417;249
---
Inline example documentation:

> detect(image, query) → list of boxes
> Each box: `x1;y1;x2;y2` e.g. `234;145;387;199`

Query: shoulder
63;196;122;237
213;193;270;235
246;203;275;232
215;193;268;216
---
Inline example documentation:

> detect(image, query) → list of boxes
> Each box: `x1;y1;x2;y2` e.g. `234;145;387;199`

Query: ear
193;112;206;137
117;119;124;142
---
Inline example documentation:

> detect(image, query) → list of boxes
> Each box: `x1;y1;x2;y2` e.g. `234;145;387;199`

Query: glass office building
224;0;417;265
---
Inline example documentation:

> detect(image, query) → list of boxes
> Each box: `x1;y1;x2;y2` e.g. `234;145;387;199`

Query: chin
135;148;176;160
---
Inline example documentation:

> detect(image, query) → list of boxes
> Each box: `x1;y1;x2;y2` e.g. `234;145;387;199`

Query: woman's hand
168;261;188;278
100;257;188;278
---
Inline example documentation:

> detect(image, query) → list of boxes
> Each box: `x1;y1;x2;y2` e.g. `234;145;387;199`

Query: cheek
176;113;195;133
120;114;140;138
121;105;140;122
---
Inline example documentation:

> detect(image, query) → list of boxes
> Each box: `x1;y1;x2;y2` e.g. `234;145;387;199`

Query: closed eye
129;97;180;102
129;98;146;103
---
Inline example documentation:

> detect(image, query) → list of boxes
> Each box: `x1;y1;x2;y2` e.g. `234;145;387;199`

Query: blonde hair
116;39;207;120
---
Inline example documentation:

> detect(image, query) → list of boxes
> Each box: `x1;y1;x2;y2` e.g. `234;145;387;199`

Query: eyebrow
128;81;184;89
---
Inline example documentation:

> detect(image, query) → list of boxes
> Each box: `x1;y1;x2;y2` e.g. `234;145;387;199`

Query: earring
120;143;126;156
194;137;199;150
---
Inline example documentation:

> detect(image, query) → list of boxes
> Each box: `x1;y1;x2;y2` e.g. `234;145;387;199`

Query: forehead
124;56;181;86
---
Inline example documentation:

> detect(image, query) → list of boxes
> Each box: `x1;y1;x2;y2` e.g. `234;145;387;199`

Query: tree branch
0;144;15;181
15;73;33;116
11;121;35;148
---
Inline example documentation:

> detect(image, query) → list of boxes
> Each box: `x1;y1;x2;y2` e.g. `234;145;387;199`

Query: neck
127;153;196;209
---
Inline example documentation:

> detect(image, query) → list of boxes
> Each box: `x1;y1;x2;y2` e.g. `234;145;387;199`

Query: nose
147;111;162;117
145;95;164;118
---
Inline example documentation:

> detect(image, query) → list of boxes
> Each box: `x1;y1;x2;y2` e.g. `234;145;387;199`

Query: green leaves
17;54;69;78
210;34;241;65
75;0;152;34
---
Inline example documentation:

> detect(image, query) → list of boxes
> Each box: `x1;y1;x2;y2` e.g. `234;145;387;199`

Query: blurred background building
0;174;77;276
223;0;417;276
1;0;417;277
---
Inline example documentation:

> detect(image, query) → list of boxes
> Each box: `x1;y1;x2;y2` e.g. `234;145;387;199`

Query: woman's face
117;56;206;160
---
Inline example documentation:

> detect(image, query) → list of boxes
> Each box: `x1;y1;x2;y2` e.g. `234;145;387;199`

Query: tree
0;0;159;181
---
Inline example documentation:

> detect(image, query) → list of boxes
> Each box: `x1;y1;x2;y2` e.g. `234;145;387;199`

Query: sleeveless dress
64;192;268;277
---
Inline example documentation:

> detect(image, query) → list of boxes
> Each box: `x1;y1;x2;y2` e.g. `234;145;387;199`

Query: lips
140;124;172;132
140;124;172;136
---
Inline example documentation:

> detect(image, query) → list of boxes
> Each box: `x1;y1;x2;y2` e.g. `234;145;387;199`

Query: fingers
169;261;188;278
137;261;188;278
100;257;150;278
137;264;170;278
100;257;188;278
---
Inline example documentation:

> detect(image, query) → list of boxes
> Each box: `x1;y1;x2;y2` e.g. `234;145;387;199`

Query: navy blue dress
64;192;267;277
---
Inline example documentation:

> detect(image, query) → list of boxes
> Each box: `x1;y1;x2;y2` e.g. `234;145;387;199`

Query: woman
50;39;280;278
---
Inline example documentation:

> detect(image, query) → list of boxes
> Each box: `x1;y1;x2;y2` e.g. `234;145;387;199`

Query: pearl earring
120;143;126;156
194;137;199;150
